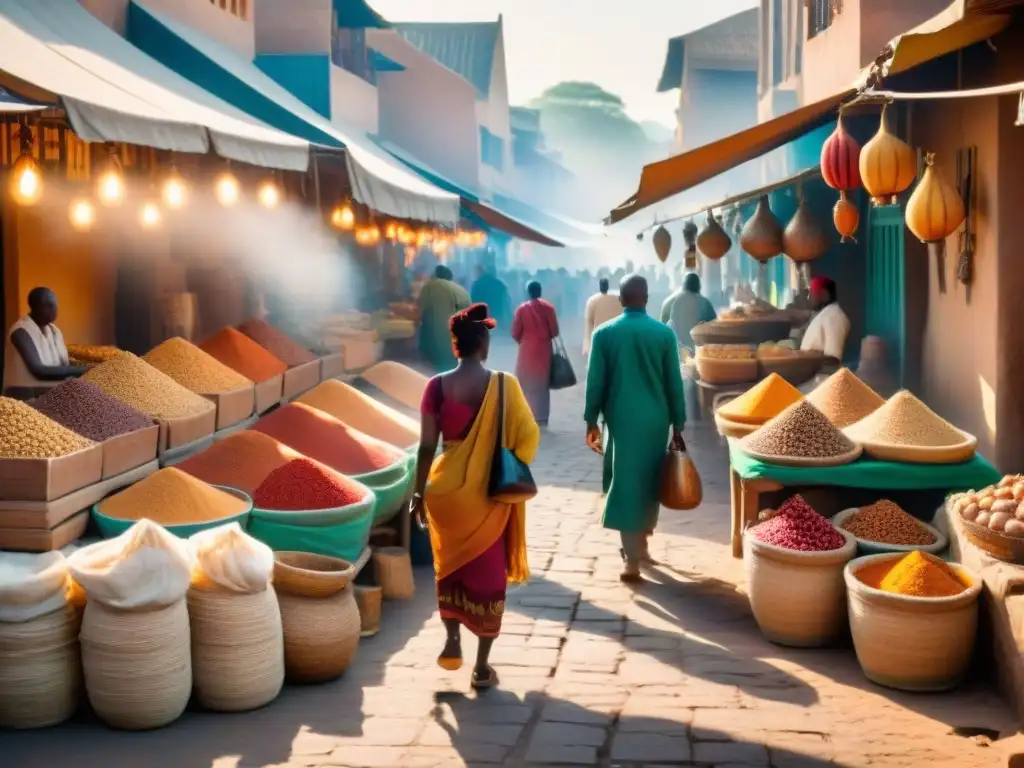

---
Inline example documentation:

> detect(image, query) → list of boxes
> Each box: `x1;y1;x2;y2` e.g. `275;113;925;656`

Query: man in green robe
418;265;471;372
584;274;687;581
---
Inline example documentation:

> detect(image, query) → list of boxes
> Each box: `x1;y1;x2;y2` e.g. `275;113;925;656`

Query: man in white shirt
583;278;622;356
800;276;850;370
3;287;85;399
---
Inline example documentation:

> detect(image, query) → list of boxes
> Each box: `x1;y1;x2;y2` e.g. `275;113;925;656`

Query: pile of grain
752;495;846;551
298;380;419;449
198;327;289;383
236;319;316;368
253;458;367;510
741;400;856;460
0;397;94;458
358;361;429;411
845;390;965;447
83;353;214;421
842;500;936;546
144;337;252;394
32;379;153;442
97;467;249;524
175;431;302;495
67;344;122;365
806;368;885;429
718;373;803;425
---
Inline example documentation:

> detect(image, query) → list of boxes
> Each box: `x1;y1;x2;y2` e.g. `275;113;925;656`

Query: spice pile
298;381;419;448
855;551;968;597
696;345;755;360
955;475;1024;537
358;361;430;410
751;495;846;551
252;403;405;475
236;319;317;367
842;500;936;546
741;400;856;460
718;373;803;425
0;397;94;458
97;467;249;524
199;327;289;383
806;368;885;429
144;337;252;394
83;353;215;420
253;458;367;510
67;344;121;364
32;379;153;442
176;431;302;494
846;390;965;447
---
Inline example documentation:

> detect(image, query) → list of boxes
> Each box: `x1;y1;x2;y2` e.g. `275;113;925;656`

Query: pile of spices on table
806;368;886;429
717;373;803;425
67;344;122;365
751;495;846;551
252;403;405;475
846;390;965;447
199;327;289;383
32;379;153;442
253;458;368;510
176;430;302;494
842;500;936;546
358;361;430;410
298;380;419;448
236;319;317;367
144;337;252;393
741;401;856;459
83;352;215;420
97;467;249;524
855;551;968;597
0;397;94;458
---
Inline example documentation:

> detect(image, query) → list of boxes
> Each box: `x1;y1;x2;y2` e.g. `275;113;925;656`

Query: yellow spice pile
143;337;252;394
0;397;94;458
83;352;215;420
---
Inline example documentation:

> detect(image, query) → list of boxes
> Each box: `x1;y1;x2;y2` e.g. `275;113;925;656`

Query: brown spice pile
846;390;964;447
742;400;856;459
806;368;885;429
843;500;936;546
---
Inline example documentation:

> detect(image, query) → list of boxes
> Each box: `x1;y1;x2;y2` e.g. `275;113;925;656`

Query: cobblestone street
1;343;1015;767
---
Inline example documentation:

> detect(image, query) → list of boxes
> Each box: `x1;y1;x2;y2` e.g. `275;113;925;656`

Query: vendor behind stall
800;276;850;371
3;287;86;399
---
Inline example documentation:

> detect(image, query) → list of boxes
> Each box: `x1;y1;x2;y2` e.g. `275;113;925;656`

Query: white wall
253;0;332;54
475;27;513;194
330;64;378;135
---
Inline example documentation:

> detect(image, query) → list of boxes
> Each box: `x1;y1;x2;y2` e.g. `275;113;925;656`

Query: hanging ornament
740;195;784;261
833;192;860;243
821;113;862;193
783;192;830;263
860;104;917;206
696;210;731;261
652;225;671;262
905;153;965;243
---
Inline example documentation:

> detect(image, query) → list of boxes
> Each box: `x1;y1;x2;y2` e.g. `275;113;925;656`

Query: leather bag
489;373;538;504
659;445;702;511
549;337;577;390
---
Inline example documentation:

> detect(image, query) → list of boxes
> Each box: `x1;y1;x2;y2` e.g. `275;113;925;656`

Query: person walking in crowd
418;265;471;372
661;272;717;351
584;274;687;582
411;303;540;690
470;264;512;331
583;277;622;357
512;281;560;427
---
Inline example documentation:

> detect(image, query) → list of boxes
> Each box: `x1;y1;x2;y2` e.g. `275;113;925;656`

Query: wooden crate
157;407;217;451
202;385;256;430
282;360;321;401
0;444;103;502
254;374;283;414
102;425;159;479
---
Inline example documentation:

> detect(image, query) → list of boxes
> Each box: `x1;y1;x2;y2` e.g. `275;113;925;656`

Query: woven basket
273;552;355;598
843;432;977;465
958;515;1024;564
845;554;981;691
278;584;360;683
743;529;857;647
756;353;824;387
831;508;947;556
692;318;792;346
373;547;416;600
354;585;383;637
80;599;191;730
187;587;284;712
0;605;81;729
737;442;862;468
714;411;759;439
694;357;758;385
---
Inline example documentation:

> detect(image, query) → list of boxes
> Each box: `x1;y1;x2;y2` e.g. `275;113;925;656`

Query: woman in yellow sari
410;303;540;689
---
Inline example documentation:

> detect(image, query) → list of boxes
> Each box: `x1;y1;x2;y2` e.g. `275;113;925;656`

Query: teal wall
255;55;332;120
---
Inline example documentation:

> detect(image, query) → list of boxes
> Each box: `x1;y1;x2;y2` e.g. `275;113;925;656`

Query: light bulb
139;202;162;229
9;154;43;206
385;222;398;241
338;203;355;230
68;199;95;231
257;180;280;208
215;173;240;207
162;174;187;209
97;170;125;207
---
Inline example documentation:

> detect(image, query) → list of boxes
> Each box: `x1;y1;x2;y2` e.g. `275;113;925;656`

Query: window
209;0;247;20
480;128;505;171
808;0;840;38
772;0;784;86
332;28;375;85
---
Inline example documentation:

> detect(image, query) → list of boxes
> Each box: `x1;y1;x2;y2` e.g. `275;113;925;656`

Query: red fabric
421;376;478;441
810;276;832;293
436;532;508;638
511;299;558;386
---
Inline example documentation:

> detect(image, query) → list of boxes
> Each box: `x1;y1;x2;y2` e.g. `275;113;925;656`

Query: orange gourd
905;153;965;243
740;195;783;262
860;104;917;206
833;193;860;243
697;210;731;261
652;225;671;262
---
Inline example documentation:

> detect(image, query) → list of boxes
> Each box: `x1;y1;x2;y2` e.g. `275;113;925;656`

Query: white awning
0;88;44;113
0;0;309;171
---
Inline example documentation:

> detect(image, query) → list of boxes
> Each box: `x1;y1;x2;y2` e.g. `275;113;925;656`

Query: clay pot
860;104;916;206
697;210;731;261
833;192;860;243
652;225;671;262
740;196;784;262
783;198;831;263
821;114;862;192
905;153;965;243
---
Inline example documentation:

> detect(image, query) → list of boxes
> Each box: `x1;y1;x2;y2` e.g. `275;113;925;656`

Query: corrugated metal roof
393;18;500;97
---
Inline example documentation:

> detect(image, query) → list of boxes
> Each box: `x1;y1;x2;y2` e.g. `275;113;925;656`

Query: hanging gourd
696;210;731;261
783;193;830;263
905;152;965;243
860;104;917;205
682;220;698;269
652;225;671;262
833;194;860;243
740;195;784;261
821;112;862;192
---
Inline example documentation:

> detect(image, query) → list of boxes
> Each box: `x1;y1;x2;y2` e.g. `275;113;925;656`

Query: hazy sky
371;0;758;127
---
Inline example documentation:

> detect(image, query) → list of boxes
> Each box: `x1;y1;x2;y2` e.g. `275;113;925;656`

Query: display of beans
752;495;846;551
0;397;94;458
842;500;936;546
143;337;252;394
82;352;215;420
743;400;855;458
848;390;964;447
807;368;885;429
31;379;154;442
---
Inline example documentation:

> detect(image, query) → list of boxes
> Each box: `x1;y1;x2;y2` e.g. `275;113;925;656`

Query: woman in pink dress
511;281;559;426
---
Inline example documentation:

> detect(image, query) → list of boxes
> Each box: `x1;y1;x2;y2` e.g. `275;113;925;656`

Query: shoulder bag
529;302;576;390
488;373;538;503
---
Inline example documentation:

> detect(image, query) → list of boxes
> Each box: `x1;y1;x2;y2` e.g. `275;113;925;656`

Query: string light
455;230;473;248
336;202;355;230
385;222;398;241
356;225;381;246
214;172;240;207
397;226;415;245
8;126;42;206
257;180;280;209
97;149;125;207
162;171;187;209
68;199;96;232
139;201;162;229
432;238;449;255
416;229;433;247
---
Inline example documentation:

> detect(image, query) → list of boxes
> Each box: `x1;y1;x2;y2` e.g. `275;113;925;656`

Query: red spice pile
752;495;846;552
236;319;317;368
251;402;405;475
254;458;367;510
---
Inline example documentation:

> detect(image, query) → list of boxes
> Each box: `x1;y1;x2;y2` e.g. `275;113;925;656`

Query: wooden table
729;469;782;558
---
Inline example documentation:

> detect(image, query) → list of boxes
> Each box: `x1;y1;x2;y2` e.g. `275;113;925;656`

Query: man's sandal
471;665;499;690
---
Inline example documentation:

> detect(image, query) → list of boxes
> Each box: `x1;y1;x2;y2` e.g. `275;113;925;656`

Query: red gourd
820;114;861;192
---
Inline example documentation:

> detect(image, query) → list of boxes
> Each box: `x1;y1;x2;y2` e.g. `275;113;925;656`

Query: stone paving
1;341;1017;767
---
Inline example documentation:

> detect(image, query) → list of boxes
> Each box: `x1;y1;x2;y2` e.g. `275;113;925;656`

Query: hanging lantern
214;172;240;207
833;192;860;243
96;149;125;208
860;104;917;206
696;210;731;261
682;220;698;269
8;126;42;206
905;153;965;244
162;169;187;210
740;195;784;261
820;113;861;193
256;180;281;209
384;222;398;241
652;225;671;262
783;194;830;263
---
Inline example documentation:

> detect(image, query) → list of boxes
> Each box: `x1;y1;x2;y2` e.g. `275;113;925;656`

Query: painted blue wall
255;55;332;120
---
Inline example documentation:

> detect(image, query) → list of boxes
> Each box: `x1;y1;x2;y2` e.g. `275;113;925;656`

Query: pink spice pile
752;495;845;551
